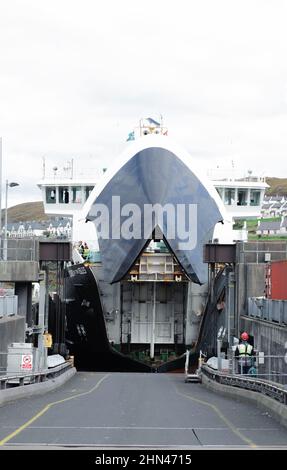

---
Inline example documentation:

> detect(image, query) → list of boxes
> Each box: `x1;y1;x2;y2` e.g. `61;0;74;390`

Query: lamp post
0;138;2;239
4;180;19;260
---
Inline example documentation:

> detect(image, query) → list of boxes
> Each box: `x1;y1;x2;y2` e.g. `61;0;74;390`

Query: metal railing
201;364;287;405
237;240;287;264
247;297;287;326
0;360;73;389
229;353;287;385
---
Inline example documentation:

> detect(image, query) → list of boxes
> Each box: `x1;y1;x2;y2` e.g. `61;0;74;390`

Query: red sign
21;354;33;370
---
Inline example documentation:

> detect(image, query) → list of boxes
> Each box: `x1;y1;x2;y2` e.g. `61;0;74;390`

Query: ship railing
207;168;266;183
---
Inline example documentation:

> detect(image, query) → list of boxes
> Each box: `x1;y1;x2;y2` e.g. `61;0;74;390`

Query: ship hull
67;136;229;371
65;263;152;371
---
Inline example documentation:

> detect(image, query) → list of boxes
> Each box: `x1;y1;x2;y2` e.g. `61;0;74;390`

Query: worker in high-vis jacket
235;332;255;374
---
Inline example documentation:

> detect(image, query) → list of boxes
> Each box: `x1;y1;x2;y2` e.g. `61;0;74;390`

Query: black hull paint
65;264;151;372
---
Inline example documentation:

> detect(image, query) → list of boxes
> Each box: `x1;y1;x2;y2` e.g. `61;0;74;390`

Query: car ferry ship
38;118;268;371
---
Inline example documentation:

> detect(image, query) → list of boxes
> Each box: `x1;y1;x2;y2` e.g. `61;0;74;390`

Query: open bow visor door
86;139;225;285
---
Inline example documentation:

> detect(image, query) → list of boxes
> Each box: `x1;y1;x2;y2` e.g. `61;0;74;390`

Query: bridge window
250;190;261;206
224;188;235;205
72;186;82;203
216;187;224;199
85;186;94;201
46;187;56;204
59;187;70;204
237;189;248;206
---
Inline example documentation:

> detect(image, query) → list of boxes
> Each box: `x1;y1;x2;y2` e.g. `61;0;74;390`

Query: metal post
232;351;236;375
0;138;2;248
226;270;235;346
150;281;156;360
217;339;222;372
210;264;215;303
3;181;19;260
3;180;8;260
38;271;48;371
185;349;190;376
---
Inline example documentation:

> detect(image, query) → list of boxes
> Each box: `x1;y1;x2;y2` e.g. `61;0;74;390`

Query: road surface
0;372;287;448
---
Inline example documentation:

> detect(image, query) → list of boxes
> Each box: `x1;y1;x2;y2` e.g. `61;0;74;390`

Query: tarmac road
0;372;287;449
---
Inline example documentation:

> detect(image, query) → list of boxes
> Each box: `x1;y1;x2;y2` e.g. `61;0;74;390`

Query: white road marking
0;425;281;431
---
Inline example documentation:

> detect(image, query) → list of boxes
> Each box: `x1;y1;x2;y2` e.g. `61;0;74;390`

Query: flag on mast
145;117;160;127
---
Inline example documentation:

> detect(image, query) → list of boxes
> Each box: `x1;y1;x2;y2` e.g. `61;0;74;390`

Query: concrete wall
0;315;26;370
15;282;32;326
0;261;39;282
241;316;287;385
202;372;287;429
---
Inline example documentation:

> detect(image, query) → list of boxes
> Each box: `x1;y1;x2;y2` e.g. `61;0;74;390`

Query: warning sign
21;354;33;370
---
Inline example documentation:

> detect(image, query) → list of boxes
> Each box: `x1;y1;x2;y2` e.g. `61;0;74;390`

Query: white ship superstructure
38;129;267;244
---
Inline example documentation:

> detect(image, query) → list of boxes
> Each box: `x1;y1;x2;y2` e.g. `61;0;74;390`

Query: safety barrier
0;360;73;390
201;364;287;405
237;241;287;264
248;297;287;326
229;353;287;385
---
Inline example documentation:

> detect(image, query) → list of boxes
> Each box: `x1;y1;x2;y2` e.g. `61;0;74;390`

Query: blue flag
145;117;160;126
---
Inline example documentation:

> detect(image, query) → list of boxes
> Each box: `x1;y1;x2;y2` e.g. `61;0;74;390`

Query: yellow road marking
0;373;109;447
175;385;257;448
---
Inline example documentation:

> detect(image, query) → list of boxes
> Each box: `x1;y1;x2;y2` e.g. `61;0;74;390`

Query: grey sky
1;0;287;207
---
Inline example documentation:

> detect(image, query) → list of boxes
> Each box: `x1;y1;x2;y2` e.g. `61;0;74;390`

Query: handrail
201;364;287;405
0;361;73;390
247;297;287;326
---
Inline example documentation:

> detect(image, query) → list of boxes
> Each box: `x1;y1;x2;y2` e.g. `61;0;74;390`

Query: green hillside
266;177;287;196
1;201;48;223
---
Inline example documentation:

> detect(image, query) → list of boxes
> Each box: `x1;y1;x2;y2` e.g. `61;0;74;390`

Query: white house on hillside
256;216;287;236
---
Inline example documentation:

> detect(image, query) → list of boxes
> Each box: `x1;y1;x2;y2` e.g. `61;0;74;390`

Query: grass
234;216;287;240
1;201;48;223
266;177;287;196
248;234;287;240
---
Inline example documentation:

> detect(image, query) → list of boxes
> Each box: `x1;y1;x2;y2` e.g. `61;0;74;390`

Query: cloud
0;0;287;206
